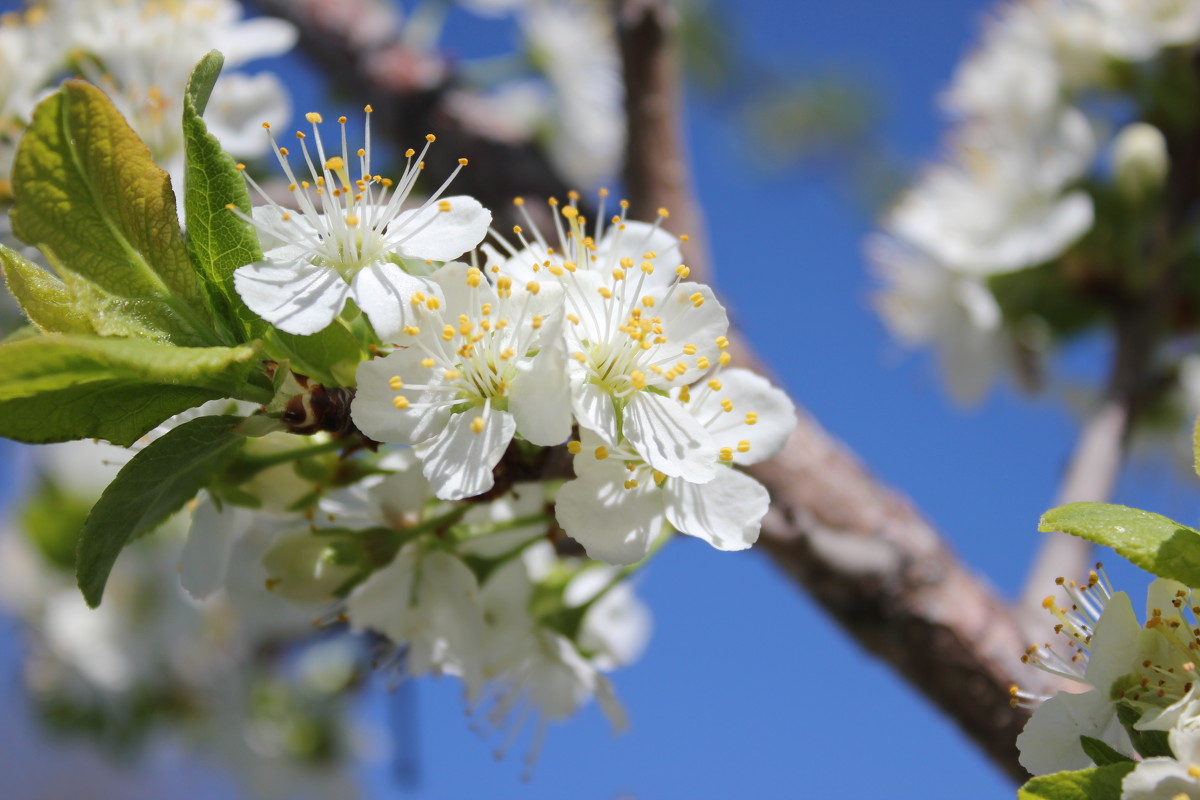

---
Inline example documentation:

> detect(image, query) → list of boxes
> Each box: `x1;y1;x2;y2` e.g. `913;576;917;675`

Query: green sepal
1016;764;1134;800
1040;502;1200;586
1115;701;1174;758
11;80;216;346
0;334;265;445
182;52;266;343
76;414;246;607
1079;736;1135;767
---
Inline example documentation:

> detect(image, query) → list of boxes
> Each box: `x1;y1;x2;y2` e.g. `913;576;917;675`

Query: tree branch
616;0;1037;781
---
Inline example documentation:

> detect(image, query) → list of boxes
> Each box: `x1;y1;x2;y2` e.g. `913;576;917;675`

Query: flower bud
1113;122;1168;201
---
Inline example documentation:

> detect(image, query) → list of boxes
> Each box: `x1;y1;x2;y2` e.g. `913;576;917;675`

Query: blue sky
4;0;1193;798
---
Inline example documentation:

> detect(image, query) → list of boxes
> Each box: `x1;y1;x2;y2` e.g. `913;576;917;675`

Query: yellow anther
466;267;482;287
402;325;421;336
526;281;541;295
657;207;670;218
357;148;365;157
683;344;697;355
598;287;613;299
345;215;359;226
721;398;734;412
630;370;647;390
442;325;455;341
426;133;437;142
719;447;734;462
337;115;347;124
497;276;513;298
296;131;306;139
365;104;374;113
562;206;579;219
624;479;639;490
261;121;271;129
444;369;460;380
1042;596;1056;609
405;148;415;158
620;199;630;208
421;357;436;368
531;315;544;330
388;376;403;390
305;112;323;123
676;265;691;278
411;291;426;305
690;292;705;307
393;396;410;409
716;336;729;349
737;440;751;453
644;251;658;260
696;356;710;370
458;157;469;166
470;416;485;434
744;412;758;425
642;296;656;308
566;313;580;325
513;197;525;206
325;156;344;171
438;200;452;212
719;352;732;366
279;147;290;156
652;470;666;483
612;269;626;281
224;203;236;210
235;163;246;171
567;440;582;454
679;386;691;403
426;296;441;310
549;265;564;277
572;351;587;363
641;261;655;274
594;446;609;460
500;348;515;360
620;258;634;268
288;182;298;191
563;261;577;272
480;302;492;316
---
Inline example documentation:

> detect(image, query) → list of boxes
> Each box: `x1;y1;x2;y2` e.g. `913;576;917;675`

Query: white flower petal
352;349;454;445
572;377;619;444
391;196;491;262
664;467;768;551
234;259;348;335
415;410;517;500
684;368;796;465
555;462;665;564
1122;758;1200;800
1016;688;1129;775
180;495;244;600
510;341;572;445
624;390;716;483
351;261;434;341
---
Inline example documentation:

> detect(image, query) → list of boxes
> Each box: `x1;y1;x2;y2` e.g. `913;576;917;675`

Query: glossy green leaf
1040;502;1200;586
10;81;214;345
0;334;265;445
264;322;364;387
76;415;245;606
1017;765;1133;800
1079;736;1135;767
182;53;265;343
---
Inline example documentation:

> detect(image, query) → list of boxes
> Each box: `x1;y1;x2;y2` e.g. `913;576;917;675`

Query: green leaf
0;334;265;445
1040;502;1200;586
185;50;223;115
76;415;246;606
1017;765;1134;800
263;322;364;387
10;81;215;346
0;244;95;334
19;475;94;571
1115;701;1174;758
1079;736;1135;766
182;54;265;343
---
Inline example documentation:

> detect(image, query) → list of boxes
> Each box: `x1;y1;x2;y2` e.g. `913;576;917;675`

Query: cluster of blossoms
1016;569;1200;799
869;0;1199;402
188;107;795;759
0;0;295;195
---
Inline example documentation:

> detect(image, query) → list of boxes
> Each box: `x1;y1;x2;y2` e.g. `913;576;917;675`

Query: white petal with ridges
415;409;517;500
352;349;453;445
510;342;572;445
234;259;348;335
352;262;435;341
180;494;245;600
555;462;665;564
391;196;492;262
664;467;767;551
624;390;716;483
